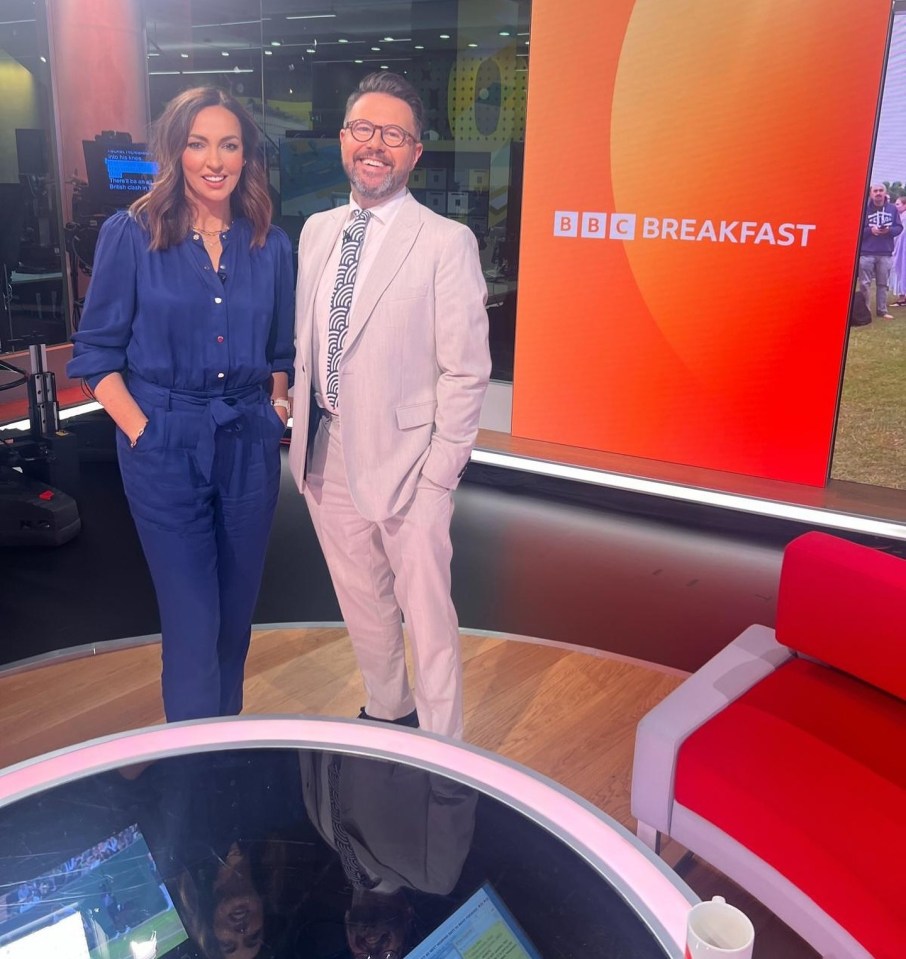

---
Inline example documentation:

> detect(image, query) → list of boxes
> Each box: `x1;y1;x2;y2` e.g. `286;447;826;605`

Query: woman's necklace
193;224;230;237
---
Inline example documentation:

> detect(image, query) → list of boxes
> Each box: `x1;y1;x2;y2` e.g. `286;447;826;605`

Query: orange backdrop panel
512;0;891;486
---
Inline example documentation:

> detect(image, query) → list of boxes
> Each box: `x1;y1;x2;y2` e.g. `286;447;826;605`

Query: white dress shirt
313;187;410;413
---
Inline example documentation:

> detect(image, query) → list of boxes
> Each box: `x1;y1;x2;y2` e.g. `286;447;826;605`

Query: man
859;183;902;320
288;72;490;739
300;752;477;896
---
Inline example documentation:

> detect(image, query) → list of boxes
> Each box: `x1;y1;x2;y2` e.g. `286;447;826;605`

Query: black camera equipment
0;344;80;547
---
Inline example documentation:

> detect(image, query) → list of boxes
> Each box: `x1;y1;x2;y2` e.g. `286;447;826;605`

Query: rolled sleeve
267;226;296;387
67;212;138;389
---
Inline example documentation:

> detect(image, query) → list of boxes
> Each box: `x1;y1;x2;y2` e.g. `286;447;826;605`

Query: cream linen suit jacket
300;753;477;895
288;191;491;521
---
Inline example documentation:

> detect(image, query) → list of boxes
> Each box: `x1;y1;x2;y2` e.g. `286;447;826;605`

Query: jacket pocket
384;284;429;302
396;400;437;430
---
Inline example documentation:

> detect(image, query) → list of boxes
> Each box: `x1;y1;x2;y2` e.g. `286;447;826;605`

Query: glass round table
0;718;695;959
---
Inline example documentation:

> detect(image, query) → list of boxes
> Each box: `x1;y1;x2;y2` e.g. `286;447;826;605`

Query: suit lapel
345;194;423;351
303;206;347;325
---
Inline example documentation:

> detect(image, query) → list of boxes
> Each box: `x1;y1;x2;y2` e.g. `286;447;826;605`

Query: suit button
217;335;224;343
214;296;222;304
217;372;225;379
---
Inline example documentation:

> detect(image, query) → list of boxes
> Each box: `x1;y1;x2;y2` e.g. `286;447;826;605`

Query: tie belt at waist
128;375;268;482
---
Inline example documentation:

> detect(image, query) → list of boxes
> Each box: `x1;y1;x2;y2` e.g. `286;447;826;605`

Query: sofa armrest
631;625;792;835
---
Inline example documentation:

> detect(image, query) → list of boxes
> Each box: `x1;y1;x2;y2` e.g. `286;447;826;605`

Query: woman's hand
128;419;150;448
93;373;150;448
269;372;291;427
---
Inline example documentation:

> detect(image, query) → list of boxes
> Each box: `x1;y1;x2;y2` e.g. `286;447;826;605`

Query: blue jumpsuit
68;211;295;721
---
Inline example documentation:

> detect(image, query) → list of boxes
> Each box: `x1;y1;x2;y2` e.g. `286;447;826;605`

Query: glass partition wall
0;0;67;354
142;0;530;382
11;0;900;498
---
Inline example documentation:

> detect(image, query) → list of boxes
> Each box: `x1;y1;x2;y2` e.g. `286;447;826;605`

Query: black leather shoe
357;707;420;728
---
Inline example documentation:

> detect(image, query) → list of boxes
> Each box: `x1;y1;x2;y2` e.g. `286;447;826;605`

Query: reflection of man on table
289;72;491;739
859;183;902;321
300;752;477;959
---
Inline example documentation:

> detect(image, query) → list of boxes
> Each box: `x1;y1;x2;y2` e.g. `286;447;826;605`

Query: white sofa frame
631;624;873;959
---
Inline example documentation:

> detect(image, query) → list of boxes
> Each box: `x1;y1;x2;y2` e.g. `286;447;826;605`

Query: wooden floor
0;628;817;958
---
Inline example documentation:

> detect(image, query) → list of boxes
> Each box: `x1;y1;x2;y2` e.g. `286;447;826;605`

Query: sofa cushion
674;657;906;959
777;532;906;701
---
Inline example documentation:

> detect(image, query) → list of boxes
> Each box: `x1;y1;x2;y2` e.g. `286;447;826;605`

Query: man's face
871;185;887;207
345;891;411;959
341;92;423;208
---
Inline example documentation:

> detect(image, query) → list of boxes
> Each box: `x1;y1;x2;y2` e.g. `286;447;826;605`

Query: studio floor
0;627;818;959
2;443;888;959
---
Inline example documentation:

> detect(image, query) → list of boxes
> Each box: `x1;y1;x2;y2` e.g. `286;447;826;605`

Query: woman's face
211;846;264;958
212;893;264;959
181;105;245;212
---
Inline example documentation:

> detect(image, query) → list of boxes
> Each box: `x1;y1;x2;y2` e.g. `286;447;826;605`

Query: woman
68;88;294;721
176;836;300;959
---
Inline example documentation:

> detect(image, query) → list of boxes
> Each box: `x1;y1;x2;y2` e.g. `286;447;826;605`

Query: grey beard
346;164;405;201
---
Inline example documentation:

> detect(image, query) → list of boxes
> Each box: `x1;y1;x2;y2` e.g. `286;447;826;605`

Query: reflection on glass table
0;719;695;959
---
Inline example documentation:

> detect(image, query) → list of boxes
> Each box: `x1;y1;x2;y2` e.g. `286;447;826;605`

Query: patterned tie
327;755;378;888
326;209;372;408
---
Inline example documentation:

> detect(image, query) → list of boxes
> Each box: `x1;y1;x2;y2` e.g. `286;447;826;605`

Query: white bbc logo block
609;213;636;240
553;211;579;237
581;212;607;238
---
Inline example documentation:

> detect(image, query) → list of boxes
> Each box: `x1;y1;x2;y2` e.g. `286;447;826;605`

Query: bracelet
130;424;146;449
271;397;291;414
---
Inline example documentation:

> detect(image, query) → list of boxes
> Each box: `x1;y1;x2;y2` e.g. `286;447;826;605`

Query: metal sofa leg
637;821;661;854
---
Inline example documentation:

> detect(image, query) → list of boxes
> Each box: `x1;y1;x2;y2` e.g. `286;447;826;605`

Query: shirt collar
348;186;408;226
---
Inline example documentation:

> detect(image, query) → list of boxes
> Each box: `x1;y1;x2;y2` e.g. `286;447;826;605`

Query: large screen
0;823;191;959
512;0;892;486
279;135;347;217
407;883;541;959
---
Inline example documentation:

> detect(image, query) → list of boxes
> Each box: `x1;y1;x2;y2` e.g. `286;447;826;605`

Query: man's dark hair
345;71;424;139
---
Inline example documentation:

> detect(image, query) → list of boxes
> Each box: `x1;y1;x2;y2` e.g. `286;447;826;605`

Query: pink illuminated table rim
0;715;696;956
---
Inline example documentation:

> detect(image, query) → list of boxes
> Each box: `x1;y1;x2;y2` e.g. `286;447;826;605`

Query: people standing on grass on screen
67;87;295;722
889;194;906;308
859;183;902;321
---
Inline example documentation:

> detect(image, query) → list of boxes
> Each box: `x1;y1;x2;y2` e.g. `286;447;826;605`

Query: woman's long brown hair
131;87;271;249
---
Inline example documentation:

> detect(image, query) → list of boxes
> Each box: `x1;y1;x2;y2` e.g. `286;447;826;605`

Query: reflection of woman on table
177;840;281;959
67;87;295;721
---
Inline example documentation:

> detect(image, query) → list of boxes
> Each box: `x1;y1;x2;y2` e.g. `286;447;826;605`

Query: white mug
685;896;754;958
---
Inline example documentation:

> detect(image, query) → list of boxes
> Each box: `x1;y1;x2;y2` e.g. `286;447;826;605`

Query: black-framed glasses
344;118;417;148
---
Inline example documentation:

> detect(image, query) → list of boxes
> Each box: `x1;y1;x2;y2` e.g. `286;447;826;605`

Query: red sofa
631;531;906;959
